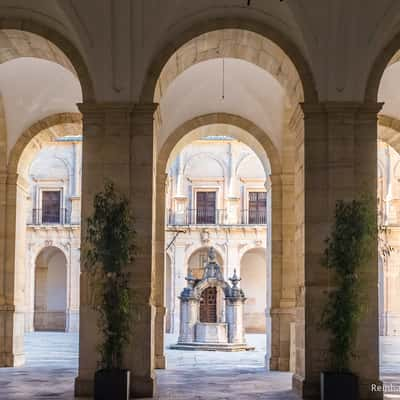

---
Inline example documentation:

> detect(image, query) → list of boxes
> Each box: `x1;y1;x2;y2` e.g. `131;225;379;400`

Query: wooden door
196;191;216;224
199;287;217;323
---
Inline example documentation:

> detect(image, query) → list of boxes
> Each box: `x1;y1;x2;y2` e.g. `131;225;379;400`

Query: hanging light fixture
222;57;225;100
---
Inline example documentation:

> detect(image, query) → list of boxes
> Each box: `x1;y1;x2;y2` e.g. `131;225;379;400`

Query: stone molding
8;112;82;175
0;18;95;101
140;16;318;104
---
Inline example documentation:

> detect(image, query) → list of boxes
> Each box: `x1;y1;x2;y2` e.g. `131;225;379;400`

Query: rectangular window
196;191;216;224
248;191;266;224
42;191;61;224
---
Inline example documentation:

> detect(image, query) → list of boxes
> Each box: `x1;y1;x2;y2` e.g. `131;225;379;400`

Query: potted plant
83;182;136;400
320;196;374;400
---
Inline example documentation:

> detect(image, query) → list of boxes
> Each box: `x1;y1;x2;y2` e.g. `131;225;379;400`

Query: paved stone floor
0;332;399;399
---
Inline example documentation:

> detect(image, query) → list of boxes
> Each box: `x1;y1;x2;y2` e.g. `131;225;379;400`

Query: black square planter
94;368;130;400
321;371;359;400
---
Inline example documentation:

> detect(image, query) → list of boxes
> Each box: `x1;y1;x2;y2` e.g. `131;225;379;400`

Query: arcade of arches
3;2;400;399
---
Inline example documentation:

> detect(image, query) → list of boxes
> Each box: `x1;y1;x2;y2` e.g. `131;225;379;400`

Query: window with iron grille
248;191;266;224
196;191;216;224
42;191;61;224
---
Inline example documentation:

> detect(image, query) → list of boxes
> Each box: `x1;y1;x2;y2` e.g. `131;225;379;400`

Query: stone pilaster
269;170;297;372
130;103;158;397
0;172;29;367
292;102;383;400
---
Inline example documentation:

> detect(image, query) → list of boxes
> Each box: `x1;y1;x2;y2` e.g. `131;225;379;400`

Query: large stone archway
0;21;92;369
0;113;82;368
75;18;314;399
136;19;313;399
139;17;318;104
0;20;95;101
152;112;298;374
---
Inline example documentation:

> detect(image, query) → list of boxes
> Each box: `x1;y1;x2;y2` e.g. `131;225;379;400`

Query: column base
154;354;166;369
292;374;319;399
0;352;25;367
74;376;93;397
292;374;385;400
75;374;155;398
0;308;25;367
270;356;290;371
131;375;154;398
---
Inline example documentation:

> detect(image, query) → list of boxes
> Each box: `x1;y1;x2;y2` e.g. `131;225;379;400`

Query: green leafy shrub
83;182;136;370
321;195;375;372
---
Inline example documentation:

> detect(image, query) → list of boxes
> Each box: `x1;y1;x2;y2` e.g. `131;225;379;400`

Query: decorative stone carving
171;247;254;351
200;229;210;244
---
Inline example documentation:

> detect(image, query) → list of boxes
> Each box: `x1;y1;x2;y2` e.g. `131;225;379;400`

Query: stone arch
34;243;69;266
235;153;266;178
153;112;283;370
8;112;82;177
33;245;68;332
182;152;227;178
0;19;95;101
140;17;318;104
159;113;280;176
186;244;225;273
238;243;267;263
378;114;400;154
1;112;81;365
239;246;267;333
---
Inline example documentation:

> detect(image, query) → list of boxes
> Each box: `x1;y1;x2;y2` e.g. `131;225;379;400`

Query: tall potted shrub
320;196;374;400
83;182;136;400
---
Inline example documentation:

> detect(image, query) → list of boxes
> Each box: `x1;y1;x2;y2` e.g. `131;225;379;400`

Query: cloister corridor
0;333;399;399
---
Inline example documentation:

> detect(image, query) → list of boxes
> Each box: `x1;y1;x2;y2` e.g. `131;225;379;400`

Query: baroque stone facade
24;138;81;333
165;138;268;336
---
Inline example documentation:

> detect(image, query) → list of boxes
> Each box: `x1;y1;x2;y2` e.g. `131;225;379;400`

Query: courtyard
0;333;399;399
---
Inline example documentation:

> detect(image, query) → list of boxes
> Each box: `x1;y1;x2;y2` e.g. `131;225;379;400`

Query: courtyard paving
0;332;398;399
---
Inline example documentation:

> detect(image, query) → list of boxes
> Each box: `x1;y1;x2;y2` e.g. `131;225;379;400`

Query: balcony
167;208;267;226
29;208;73;225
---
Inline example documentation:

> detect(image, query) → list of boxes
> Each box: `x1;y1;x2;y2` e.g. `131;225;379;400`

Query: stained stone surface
0;333;399;399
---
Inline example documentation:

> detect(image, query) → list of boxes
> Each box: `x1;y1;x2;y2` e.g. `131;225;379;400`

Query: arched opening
368;38;400;392
187;247;224;280
34;246;67;332
376;135;400;387
149;23;309;398
0;24;88;374
240;247;267;334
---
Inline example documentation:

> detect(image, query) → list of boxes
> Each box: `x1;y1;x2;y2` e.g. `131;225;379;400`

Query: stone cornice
301;101;384;119
78;102;134;115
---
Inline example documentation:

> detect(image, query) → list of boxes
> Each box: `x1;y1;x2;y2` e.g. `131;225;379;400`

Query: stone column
129;103;157;397
292;102;383;400
74;102;154;398
153;127;167;371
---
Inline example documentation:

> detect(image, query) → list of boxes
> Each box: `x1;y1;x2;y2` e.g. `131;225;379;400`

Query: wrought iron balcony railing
30;208;72;225
167;208;267;226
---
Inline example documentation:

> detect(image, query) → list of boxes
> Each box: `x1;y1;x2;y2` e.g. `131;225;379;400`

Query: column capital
132;102;158;115
301;101;383;120
78;101;134;115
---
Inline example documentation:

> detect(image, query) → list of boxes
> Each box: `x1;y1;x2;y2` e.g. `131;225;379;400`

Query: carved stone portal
170;246;254;351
